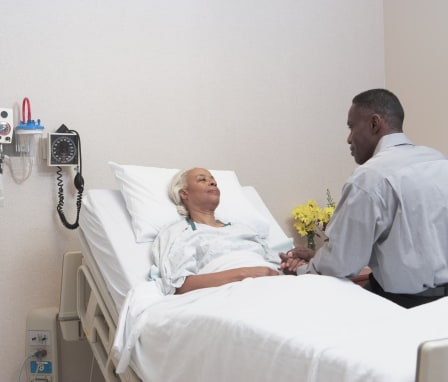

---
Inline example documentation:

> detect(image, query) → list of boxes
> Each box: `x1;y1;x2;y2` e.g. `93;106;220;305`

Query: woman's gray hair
168;168;191;216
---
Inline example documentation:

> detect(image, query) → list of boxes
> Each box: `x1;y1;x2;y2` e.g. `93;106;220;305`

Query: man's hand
278;247;315;274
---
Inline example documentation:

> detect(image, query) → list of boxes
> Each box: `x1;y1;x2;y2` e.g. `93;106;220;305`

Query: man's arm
280;182;379;277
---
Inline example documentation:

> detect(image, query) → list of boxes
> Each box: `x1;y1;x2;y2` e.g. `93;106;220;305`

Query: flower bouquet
291;189;336;250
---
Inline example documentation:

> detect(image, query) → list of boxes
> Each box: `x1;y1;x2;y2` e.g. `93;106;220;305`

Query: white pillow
109;162;271;243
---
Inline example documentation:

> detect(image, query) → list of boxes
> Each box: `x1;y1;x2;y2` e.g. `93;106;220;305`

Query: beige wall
0;1;384;380
384;0;448;152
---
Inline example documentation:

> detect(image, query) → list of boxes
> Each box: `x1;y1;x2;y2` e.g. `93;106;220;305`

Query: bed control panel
26;307;59;382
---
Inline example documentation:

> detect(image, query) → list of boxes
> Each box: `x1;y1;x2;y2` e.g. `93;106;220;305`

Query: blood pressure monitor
48;133;79;166
48;124;84;229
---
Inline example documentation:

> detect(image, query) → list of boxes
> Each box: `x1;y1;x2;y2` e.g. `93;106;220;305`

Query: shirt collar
373;133;413;156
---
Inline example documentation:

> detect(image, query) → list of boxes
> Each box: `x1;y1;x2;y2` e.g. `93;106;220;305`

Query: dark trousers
365;274;444;309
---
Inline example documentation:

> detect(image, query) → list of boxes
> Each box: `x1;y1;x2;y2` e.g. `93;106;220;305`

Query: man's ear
371;114;381;134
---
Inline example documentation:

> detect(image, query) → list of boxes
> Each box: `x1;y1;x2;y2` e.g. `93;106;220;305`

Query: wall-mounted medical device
15;98;44;158
0;98;45;192
0;99;44;205
0;108;14;144
0;108;13;206
48;124;84;230
48;132;79;166
25;307;60;382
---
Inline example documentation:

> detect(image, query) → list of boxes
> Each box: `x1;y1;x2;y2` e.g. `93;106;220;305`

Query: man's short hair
352;89;405;130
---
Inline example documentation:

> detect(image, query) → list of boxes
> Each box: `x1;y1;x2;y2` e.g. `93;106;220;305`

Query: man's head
347;89;405;164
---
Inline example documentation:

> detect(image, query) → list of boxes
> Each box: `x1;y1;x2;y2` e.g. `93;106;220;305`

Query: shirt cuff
296;264;309;276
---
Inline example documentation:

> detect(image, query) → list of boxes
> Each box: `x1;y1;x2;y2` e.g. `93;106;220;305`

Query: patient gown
151;219;279;294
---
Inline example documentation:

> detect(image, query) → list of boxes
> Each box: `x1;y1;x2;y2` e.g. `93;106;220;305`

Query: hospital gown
151;218;280;294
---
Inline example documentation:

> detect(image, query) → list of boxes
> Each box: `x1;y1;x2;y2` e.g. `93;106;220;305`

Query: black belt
415;285;448;298
369;274;448;298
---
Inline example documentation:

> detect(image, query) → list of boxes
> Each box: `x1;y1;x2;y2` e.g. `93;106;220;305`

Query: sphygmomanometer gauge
50;133;79;166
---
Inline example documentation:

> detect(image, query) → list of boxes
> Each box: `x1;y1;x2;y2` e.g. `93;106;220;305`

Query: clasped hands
279;247;315;275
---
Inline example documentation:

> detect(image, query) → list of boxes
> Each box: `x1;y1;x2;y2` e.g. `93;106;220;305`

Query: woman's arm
175;266;279;294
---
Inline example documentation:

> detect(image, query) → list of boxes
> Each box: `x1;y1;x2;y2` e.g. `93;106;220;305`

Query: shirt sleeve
298;179;383;278
151;221;198;294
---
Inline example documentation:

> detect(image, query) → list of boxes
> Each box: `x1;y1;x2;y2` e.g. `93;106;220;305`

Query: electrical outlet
29;330;50;346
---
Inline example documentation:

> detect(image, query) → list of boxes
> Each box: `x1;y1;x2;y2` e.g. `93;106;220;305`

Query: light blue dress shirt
298;133;448;294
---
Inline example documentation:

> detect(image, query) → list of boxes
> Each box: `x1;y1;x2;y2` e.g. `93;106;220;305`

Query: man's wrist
296;263;308;275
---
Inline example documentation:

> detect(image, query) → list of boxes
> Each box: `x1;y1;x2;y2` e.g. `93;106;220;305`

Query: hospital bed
58;163;448;382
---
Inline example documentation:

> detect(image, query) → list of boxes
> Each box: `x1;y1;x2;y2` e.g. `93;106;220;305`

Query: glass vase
306;231;316;250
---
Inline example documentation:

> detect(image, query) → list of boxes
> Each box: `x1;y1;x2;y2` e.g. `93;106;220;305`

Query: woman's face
180;168;220;211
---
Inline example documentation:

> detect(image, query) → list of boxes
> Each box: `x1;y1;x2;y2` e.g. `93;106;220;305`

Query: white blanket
113;274;448;382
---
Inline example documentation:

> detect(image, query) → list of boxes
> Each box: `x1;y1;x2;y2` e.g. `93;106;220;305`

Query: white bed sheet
79;189;152;311
115;273;448;382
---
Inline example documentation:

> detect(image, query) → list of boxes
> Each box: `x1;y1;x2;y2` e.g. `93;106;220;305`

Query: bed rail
416;337;448;382
76;260;141;382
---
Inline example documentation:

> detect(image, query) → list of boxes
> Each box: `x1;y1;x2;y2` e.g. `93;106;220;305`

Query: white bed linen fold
112;274;448;382
113;251;280;371
113;280;164;372
79;189;152;310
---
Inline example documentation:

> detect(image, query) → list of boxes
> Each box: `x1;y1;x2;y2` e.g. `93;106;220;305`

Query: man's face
346;104;378;165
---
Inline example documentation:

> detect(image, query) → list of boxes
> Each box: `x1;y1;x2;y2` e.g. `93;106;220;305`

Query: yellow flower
321;206;335;226
291;190;336;238
292;199;322;236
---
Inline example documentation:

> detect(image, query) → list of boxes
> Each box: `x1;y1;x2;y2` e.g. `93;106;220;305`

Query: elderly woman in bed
150;168;279;294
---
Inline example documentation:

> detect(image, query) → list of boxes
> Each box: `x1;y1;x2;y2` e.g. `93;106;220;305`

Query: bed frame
59;235;141;381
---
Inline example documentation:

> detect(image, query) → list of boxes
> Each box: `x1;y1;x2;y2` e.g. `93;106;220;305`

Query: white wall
0;1;384;380
384;0;448;152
